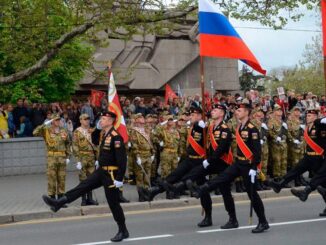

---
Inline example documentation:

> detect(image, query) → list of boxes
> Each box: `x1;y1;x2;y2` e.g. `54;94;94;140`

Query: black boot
42;194;68;212
86;192;99;205
291;186;312;202
111;223;129;242
144;185;165;201
118;190;130;203
240;180;247;192
171;182;185;195
186;180;209;199
214;188;221;195
57;194;68;208
268;179;284;193
81;194;87;206
166;191;174;200
137;187;146;202
256;180;264;191
128;174;136;185
197;214;212;227
294;176;302;187
262;181;271;190
235;181;243;193
319;207;326;217
251;221;270;233
220;216;239;229
49;195;56;199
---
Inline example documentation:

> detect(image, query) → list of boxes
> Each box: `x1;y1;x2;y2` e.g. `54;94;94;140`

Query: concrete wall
0;138;75;176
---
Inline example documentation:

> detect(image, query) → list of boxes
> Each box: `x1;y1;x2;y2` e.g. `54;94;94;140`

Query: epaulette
248;123;254;129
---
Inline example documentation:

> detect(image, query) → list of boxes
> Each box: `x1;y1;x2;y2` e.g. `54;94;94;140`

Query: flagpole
324;57;326;96
200;56;207;152
107;61;112;109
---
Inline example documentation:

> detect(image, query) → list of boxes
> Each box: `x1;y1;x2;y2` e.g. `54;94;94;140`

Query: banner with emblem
108;64;129;143
90;89;106;107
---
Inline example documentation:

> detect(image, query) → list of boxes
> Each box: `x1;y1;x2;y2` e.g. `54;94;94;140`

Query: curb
0;188;303;225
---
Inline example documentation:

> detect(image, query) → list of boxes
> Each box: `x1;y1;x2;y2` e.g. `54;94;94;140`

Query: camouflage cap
273;104;282;112
79;113;90;120
134;113;144;120
164;114;174;121
50;113;61;120
145;114;153;119
290;106;300;113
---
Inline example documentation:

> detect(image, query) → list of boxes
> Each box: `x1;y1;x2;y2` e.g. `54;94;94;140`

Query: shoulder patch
114;140;121;148
111;130;118;136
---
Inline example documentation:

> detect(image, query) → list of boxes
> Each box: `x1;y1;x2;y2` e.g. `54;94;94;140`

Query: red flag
90;90;106;107
165;84;178;104
108;68;129;143
322;0;326;56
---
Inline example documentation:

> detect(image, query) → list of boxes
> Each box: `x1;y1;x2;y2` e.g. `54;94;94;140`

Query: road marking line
72;234;173;245
197;217;326;233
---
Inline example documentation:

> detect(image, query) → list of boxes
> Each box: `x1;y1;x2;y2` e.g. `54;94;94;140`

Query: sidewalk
0;172;299;224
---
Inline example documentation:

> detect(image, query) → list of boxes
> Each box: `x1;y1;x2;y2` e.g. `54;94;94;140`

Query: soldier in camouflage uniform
227;115;244;192
157;115;181;199
129;113;154;201
251;108;270;190
268;105;289;181
72;114;99;206
287;107;305;186
126;115;136;185
33;114;71;203
177;114;188;162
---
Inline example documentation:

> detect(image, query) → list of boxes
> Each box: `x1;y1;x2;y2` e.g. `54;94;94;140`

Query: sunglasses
83;118;90;120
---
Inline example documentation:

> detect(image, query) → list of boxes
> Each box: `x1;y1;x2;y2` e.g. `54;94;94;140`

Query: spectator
191;94;201;108
12;98;30;130
135;98;147;115
16;116;33;137
6;104;15;137
81;100;94;125
30;103;46;128
0;103;9;138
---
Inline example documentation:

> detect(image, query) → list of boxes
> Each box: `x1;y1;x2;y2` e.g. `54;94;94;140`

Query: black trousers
207;161;267;223
282;155;324;185
182;160;236;218
308;158;326;190
65;168;125;227
165;157;203;184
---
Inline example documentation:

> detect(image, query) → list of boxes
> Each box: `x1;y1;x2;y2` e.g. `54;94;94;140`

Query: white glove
160;120;167;126
321;118;326;124
95;160;99;169
202;159;210;169
198;120;206;128
159;141;164;147
300;124;305;130
44;119;53;126
76;162;82;170
276;136;282;143
186;120;191;126
177;157;180;162
128;142;131;148
151;155;155;162
282;122;288;130
260;139;264;145
114;180;123;188
294;139;300;145
136;157;142;166
65;158;70;165
261;123;268;130
248;169;257;184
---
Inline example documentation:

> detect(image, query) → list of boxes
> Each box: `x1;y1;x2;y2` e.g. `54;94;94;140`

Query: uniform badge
252;133;258;140
221;132;228;139
241;131;248;138
105;137;111;144
114;141;121;148
311;130;316;136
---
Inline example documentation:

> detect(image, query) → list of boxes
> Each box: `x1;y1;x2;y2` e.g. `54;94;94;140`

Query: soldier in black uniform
269;109;326;194
187;101;269;233
170;104;238;228
144;107;206;200
42;110;129;242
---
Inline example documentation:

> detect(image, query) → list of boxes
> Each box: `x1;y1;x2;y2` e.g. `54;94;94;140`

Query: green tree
239;65;264;92
0;0;321;85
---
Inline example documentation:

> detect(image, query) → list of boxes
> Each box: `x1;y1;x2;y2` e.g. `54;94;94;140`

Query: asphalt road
1;195;326;245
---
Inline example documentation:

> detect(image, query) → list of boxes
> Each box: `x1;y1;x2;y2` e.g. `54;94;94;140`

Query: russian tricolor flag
199;0;266;75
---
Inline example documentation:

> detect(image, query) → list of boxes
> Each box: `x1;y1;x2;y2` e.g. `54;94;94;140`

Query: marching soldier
129;113;154;202
177;104;237;228
187;100;269;233
33;114;71;204
177;114;188;162
268;104;289;181
157;114;181;199
72;113;99;206
287;107;305;186
269;108;326;195
42;110;129;242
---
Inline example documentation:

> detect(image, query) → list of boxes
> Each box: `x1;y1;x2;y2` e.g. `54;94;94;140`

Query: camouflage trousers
260;143;269;176
160;150;179;179
151;148;159;179
128;151;136;177
47;156;66;196
287;143;304;170
78;155;95;181
270;143;288;178
135;153;152;188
